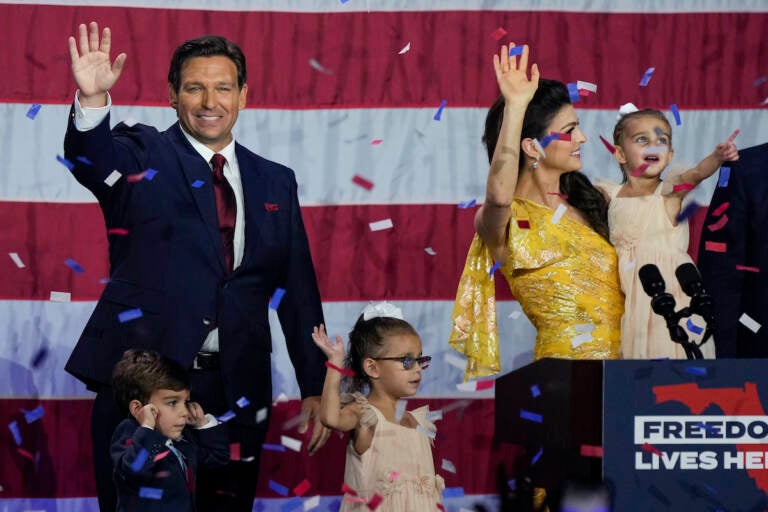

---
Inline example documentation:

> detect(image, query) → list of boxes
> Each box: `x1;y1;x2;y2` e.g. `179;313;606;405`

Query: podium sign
604;359;768;510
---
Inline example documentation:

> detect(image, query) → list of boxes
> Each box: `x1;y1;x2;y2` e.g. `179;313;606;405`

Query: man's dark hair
112;349;190;413
168;35;247;92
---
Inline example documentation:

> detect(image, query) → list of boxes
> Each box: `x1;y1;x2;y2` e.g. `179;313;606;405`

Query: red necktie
211;154;236;273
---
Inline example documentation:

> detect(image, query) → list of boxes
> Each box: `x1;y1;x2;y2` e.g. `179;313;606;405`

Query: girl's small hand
493;43;540;108
311;324;345;366
715;129;740;162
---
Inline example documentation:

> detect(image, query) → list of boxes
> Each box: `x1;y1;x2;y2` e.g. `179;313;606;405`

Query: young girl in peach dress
596;108;738;359
311;302;443;511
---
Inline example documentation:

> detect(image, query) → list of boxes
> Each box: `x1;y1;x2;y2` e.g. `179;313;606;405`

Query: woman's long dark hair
482;79;610;241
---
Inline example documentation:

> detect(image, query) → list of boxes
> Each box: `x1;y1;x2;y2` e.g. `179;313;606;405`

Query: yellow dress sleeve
448;232;500;380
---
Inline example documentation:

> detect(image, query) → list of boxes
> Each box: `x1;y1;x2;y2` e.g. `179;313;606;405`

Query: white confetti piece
416;425;436;439
280;435;302;452
273;393;289;404
309;58;334;75
8;252;25;268
369;218;394;231
551;204;567;224
395;400;407;422
444;352;467;370
427;409;443;422
303;496;321;511
441;458;457;473
571;331;593;347
49;291;71;302
576;80;597;93
256;407;268;423
643;145;669;155
740;313;761;333
622;260;636;272
532;138;546;159
104;170;122;187
424;247;437;255
508;310;523;319
398;41;411;54
574;323;595;333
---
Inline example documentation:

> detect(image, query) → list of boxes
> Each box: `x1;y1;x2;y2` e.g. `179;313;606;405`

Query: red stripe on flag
0;397;519;498
2;5;766;108
0;202;515;302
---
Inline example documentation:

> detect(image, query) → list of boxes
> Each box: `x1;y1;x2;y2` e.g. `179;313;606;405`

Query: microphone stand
649;295;704;360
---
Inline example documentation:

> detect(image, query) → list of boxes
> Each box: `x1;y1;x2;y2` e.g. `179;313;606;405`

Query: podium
494;358;768;510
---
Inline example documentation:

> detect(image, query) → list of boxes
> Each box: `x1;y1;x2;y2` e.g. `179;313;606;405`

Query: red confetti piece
352;174;374;190
16;447;35;460
153;450;171;462
107;228;129;236
712;202;730;217
553;132;571;142
437;505;446;512
736;265;760;273
476;380;494;391
705;241;727;253
578;88;591;97
341;483;358;496
642;443;663;457
367;494;384;510
516;219;531;229
672;183;695;193
580;444;604;458
126;171;148;182
370;139;383;145
490;27;507;40
707;214;729;232
293;478;312;497
230;442;241;461
599;135;616;154
125;438;133;446
630;163;649;177
546;192;569;199
264;202;279;212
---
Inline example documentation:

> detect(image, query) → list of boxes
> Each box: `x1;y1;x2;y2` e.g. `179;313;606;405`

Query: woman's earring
531;156;540;169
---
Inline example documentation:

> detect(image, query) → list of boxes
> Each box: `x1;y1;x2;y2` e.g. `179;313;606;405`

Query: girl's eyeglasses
371;355;431;370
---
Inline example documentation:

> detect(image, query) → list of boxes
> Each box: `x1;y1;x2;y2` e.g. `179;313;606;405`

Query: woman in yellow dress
450;44;624;380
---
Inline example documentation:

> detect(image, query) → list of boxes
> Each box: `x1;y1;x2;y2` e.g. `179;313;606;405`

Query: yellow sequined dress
449;198;624;379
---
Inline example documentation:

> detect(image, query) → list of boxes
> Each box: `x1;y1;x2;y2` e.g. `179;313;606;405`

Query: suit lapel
235;144;267;270
167;124;227;273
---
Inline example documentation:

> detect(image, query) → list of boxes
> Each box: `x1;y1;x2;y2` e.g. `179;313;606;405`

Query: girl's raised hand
715;129;740;162
311;324;345;365
493;44;540;108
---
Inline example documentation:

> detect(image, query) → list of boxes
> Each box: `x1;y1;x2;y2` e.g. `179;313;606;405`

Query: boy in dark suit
111;349;229;512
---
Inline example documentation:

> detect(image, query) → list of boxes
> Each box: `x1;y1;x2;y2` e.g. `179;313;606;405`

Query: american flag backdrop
1;1;767;510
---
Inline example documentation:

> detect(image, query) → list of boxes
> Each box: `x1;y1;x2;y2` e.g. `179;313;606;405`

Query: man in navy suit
698;142;768;358
63;22;330;512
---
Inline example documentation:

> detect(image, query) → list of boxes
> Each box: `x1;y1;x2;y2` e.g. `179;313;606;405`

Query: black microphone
638;264;692;349
675;262;716;327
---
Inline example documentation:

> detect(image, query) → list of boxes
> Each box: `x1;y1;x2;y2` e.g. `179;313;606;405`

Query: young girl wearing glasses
311;302;443;511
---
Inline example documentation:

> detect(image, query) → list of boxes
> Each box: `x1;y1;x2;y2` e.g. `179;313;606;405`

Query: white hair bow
617;102;639;119
362;301;404;321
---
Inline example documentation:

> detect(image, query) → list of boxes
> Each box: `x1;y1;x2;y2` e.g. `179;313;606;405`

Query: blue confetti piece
754;76;767;87
23;405;44;424
31;346;49;368
520;409;543;423
675;202;699;223
269;288;286;310
191;179;205;188
670;104;681;126
443;487;465;498
433;99;448;121
507;478;517;490
144;168;158;181
489;261;501;277
327;499;342;512
118;308;143;323
56;154;74;171
508;46;524;57
217;410;236;423
458;198;476;209
130;448;149;472
8;421;22;445
269;480;289;496
717;167;731;188
566;82;580;103
698;422;720;435
262;443;286;452
531;446;543;464
340;0;349;3
281;497;304;512
686;318;704;335
138;486;163;500
639;67;656;86
26;104;42;119
76;156;93;165
685;366;707;377
530;384;541;397
236;396;250;408
65;258;85;274
540;134;557;148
